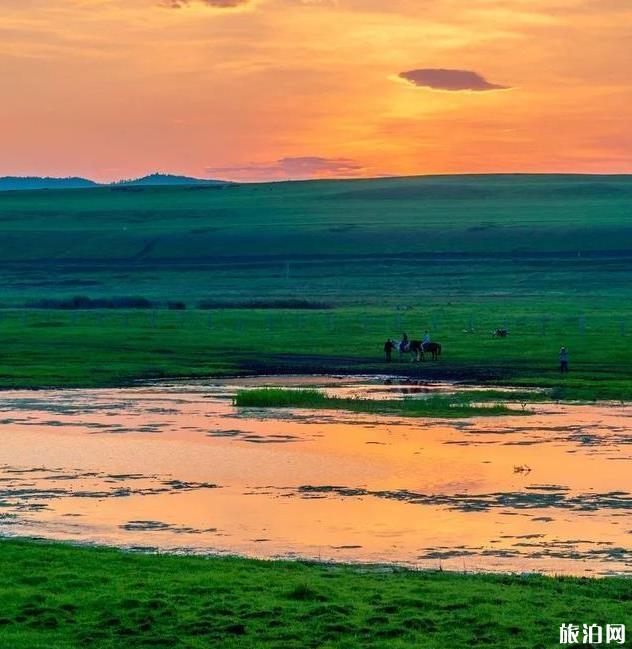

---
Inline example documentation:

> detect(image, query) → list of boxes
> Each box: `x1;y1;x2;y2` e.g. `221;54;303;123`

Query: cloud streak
399;68;510;92
207;156;365;180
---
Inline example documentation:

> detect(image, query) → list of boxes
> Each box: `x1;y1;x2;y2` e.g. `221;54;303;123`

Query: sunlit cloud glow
164;0;250;8
0;0;630;181
207;156;365;180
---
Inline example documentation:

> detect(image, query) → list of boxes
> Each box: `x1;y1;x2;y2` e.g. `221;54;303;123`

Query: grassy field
1;176;631;647
1;174;632;305
0;174;630;397
234;388;526;417
0;539;630;649
0;302;630;398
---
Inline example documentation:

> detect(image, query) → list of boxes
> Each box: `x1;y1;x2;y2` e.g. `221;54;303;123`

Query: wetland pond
0;376;630;576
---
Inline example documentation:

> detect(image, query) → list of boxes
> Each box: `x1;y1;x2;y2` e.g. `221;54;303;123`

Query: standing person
400;333;409;353
559;347;569;373
384;338;395;362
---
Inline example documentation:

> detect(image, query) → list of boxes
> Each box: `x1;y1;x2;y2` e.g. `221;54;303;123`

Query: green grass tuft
234;388;524;418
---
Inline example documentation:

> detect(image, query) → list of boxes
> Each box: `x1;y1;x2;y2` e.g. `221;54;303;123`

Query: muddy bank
235;353;515;383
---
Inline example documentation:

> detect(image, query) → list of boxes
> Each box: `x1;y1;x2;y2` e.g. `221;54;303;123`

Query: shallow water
0;377;630;576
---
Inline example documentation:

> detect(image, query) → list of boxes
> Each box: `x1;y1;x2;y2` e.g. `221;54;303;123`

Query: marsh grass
234;388;525;418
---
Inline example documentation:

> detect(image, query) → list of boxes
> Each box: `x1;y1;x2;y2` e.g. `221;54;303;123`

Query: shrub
25;296;154;309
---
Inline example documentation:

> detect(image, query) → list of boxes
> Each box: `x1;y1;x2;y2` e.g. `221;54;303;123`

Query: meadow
1;174;632;306
0;539;630;649
1;174;630;397
0;301;630;398
1;175;631;648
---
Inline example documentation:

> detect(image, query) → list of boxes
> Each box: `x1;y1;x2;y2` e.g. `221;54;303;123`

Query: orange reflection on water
0;378;630;576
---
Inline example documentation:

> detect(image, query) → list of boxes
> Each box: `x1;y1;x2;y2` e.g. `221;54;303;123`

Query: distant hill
1;174;632;303
0;176;99;191
0;173;229;192
114;173;229;187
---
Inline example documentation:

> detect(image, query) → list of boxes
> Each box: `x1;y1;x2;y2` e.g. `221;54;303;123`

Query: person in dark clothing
559;347;569;373
384;338;395;362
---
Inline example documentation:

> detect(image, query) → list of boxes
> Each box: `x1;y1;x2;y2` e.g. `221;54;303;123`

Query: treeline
25;296;155;310
22;296;332;310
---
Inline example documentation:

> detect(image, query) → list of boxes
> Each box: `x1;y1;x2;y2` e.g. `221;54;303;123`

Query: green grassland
1;174;632;304
1;174;631;397
0;539;630;649
0;174;630;390
0;302;630;398
1;176;631;647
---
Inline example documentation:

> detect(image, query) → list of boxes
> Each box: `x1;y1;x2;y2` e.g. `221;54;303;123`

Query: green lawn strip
233;388;533;417
0;539;629;649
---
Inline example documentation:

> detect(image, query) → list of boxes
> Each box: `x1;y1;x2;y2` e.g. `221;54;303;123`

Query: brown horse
409;340;442;361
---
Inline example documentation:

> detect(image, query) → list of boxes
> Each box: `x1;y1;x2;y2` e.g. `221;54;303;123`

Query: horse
411;340;442;361
397;340;442;361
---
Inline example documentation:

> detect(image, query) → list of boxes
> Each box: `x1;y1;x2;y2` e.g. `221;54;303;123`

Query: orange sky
1;0;631;181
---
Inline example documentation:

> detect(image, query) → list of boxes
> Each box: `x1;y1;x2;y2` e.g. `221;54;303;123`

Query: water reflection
0;377;630;576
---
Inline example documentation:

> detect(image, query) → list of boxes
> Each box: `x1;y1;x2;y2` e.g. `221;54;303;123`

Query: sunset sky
1;0;631;181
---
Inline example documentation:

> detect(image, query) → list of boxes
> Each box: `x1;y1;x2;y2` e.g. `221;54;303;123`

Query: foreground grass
234;388;525;418
0;540;630;649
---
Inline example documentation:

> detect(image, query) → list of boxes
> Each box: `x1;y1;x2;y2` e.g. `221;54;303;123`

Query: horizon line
3;170;632;188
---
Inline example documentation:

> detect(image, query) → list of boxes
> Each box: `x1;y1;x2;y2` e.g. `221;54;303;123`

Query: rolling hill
0;173;229;192
0;177;99;191
114;173;229;187
0;173;631;304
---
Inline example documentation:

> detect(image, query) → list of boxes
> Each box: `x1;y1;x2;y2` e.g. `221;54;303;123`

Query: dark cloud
207;156;365;180
399;68;510;92
165;0;249;8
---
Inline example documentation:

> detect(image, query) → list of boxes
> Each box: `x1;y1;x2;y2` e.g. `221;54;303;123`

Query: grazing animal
493;328;508;338
409;340;442;361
